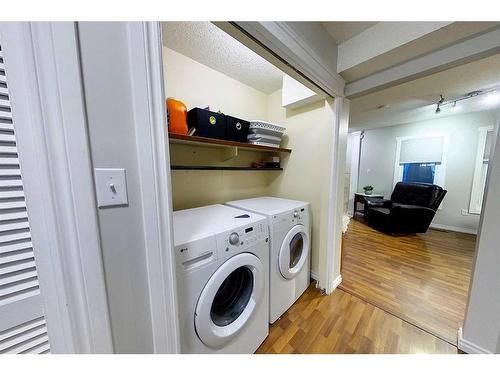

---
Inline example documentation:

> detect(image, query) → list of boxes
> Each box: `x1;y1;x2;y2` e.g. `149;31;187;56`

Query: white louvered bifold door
0;43;51;354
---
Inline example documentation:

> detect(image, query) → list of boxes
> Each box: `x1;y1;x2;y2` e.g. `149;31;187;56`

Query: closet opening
161;21;336;290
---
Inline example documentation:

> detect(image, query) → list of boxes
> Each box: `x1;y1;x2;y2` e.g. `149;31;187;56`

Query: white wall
266;91;335;280
164;47;269;120
78;22;155;353
163;47;274;210
461;113;500;353
357;110;497;232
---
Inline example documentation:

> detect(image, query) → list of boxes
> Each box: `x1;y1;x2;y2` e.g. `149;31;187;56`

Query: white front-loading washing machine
173;204;269;353
225;197;311;323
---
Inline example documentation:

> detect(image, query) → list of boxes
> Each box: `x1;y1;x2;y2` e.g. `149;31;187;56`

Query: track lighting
432;89;499;114
435;95;444;114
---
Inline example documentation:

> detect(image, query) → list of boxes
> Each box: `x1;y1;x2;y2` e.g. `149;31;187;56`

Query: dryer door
278;224;309;280
195;252;264;348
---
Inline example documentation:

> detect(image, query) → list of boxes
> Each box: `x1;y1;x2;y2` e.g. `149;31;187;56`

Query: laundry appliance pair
173;197;311;353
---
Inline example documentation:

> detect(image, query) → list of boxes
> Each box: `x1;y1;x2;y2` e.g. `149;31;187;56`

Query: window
394;134;448;190
402;163;436;184
469;126;495;214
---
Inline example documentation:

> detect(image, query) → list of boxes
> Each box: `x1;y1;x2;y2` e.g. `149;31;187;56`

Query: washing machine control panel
216;219;269;259
229;232;240;245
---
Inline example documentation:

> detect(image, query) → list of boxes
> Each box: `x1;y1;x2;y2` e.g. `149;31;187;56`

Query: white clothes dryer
225;197;311;323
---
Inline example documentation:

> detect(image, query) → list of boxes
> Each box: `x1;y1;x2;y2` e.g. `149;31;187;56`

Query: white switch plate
94;168;128;208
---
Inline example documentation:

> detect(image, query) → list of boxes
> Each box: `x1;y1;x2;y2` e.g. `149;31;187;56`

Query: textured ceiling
162;22;284;94
322;22;378;44
350;53;500;131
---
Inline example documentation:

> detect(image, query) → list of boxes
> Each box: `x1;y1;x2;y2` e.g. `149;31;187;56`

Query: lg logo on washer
175;235;218;273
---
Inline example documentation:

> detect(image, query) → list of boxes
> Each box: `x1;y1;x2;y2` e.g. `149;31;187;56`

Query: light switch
94;168;128;208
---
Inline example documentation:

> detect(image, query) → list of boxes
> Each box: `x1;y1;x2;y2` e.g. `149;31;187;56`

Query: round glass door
210;266;254;327
278;224;309;280
195;253;264;348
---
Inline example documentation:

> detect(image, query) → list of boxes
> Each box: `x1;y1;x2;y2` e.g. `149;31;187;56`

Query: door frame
0;22;113;353
134;22;349;350
125;22;180;353
323;97;350;293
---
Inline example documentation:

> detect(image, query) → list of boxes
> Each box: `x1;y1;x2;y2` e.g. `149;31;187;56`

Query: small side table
354;193;384;218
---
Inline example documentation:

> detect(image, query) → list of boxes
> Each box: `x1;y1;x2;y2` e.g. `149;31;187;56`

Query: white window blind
399;136;445;164
0;44;51;354
393;134;448;191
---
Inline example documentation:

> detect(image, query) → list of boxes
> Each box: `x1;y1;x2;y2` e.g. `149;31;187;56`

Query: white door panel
195;253;263;348
0;41;51;354
278;224;309;280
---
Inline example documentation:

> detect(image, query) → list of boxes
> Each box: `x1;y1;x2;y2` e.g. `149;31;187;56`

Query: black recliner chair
365;182;447;234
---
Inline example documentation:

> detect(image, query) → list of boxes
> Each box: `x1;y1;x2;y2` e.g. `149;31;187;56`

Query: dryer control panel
271;205;310;231
216;218;269;260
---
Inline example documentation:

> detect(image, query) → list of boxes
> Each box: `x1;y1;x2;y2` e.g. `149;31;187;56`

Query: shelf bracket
221;146;238;161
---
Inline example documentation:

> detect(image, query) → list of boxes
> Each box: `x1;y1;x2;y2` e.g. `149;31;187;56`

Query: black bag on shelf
225;115;250;142
187;108;226;140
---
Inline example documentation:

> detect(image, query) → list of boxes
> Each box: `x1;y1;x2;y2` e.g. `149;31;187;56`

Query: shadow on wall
284;99;327;120
267;92;335;280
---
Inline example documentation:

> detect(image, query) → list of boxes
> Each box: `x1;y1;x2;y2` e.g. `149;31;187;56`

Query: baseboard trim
310;270;319;281
331;274;342;290
457;327;493;354
311;272;342;294
342;214;351;234
430;223;477;235
323;274;342;294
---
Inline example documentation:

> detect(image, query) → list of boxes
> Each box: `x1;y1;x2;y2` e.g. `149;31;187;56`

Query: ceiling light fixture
435;95;444;114
430;88;499;113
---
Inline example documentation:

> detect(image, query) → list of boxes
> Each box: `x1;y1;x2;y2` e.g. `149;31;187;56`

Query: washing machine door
194;252;264;348
278;224;309;280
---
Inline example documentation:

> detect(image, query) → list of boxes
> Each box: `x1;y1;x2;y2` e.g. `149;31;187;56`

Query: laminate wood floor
256;285;457;354
340;219;476;345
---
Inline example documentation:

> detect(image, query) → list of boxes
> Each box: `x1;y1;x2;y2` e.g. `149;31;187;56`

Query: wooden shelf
171;165;283;171
168;133;291;154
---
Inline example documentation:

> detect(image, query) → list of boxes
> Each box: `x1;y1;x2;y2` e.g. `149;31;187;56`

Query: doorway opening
161;21;340;353
341;53;500;345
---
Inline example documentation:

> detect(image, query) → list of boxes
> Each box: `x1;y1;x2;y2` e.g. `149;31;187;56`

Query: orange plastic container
166;98;188;135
